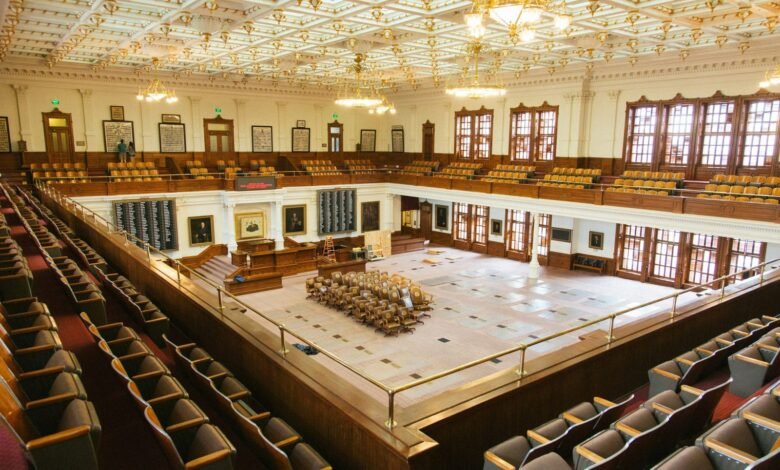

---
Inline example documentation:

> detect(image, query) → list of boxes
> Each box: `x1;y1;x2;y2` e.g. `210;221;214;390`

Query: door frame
328;120;344;154
42;108;75;163
203;115;235;159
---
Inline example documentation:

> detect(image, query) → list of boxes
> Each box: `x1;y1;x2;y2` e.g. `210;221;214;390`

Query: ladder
321;236;336;264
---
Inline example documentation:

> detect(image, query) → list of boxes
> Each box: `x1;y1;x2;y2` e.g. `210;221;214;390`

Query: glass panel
741;99;780;167
687;234;719;284
663;104;694;165
728;239;764;277
209;135;218;151
620;225;645;273
455;115;472;159
59;133;69;153
535;110;557;161
627;106;657;164
700;101;734;167
510;112;532;160
453;203;469;241
220;135;229;151
471;205;488;244
48;118;68;127
651;229;680;281
330;126;341;135
536;214;551;257
207;123;230;131
51;130;61;152
506;209;528;252
474;113;492;159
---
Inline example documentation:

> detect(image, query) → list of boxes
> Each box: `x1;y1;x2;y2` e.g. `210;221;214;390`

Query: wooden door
42;109;75;164
328;121;343;153
204;117;235;161
422;120;434;160
420;201;432;240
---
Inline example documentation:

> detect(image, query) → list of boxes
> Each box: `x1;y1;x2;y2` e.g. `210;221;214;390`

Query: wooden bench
572;254;607;274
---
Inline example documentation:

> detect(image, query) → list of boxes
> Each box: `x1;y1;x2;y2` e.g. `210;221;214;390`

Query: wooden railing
178;243;228;270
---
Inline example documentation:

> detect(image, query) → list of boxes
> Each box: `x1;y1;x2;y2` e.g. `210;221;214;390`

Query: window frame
508;102;559;162
454;106;494;160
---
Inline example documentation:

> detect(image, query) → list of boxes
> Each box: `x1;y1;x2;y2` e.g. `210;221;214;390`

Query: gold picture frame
110;105;124;121
235;212;266;240
188;215;214;247
589;231;604;250
283;205;306;236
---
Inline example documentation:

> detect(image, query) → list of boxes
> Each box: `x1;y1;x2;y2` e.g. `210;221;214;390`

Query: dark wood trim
454;106;494;160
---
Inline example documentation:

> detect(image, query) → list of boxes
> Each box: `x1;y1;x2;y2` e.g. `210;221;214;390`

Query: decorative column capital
608;90;622;101
78;89;92;97
11;84;28;93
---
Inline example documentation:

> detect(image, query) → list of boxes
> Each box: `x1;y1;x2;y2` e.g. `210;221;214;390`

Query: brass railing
35;182;780;431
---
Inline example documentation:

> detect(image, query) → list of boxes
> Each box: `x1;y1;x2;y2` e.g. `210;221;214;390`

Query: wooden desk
231;250;248;267
391;235;425;254
318;259;367;278
224;269;283;294
237;239;275;253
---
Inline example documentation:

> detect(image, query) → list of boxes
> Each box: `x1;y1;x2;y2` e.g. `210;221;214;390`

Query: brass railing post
720;277;727;299
670;295;678;320
516;345;527;377
607;315;616;343
145;242;151;262
760;264;765;286
385;391;396;430
176;261;181;286
217;288;224;311
279;326;288;356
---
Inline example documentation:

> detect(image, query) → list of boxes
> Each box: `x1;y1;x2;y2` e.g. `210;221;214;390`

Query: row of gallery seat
482;310;780;469
0;184;332;469
305;270;433;336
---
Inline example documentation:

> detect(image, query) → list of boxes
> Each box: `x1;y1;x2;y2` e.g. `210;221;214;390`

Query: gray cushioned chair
696;417;780;469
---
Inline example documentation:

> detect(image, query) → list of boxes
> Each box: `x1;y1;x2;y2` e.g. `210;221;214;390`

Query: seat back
688;379;731;438
230;400;293;470
0;379;37;444
144;407;186;468
594;395;634;433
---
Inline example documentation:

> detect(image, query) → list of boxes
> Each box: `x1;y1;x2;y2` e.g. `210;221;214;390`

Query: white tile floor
195;247;754;407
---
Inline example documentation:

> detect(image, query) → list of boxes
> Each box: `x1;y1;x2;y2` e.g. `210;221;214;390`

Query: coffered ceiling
0;0;778;94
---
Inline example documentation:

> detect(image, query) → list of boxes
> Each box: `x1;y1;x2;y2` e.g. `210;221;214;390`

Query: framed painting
491;219;503;236
361;201;380;232
109;105;124;121
283;205;306;236
292;127;310;152
251;125;273;152
391;128;404;152
296;120;306;127
360;129;376;152
235;212;266;240
435;204;448;230
589;231;604;250
188;215;214;247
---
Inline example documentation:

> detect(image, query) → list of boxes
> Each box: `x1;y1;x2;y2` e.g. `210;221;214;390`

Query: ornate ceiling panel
0;0;778;94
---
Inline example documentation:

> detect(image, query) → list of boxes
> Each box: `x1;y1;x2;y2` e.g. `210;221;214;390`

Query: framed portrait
296;120;306;127
110;105;124;121
360;129;376;152
361;201;380;232
283;205;306;236
292;127;310;152
251;125;273;152
188;215;214;247
161;114;181;123
491;219;503;236
435;204;448;230
589;231;604;250
102;121;134;153
235;212;266;240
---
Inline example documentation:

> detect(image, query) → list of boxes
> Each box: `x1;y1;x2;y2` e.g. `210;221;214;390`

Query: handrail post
606;314;616;343
279;325;288;356
720;276;727;299
217;287;224;311
175;261;181;286
670;295;678;320
760;264;765;286
385;391;396;430
145;242;151;262
123;230;129;246
516;345;527;377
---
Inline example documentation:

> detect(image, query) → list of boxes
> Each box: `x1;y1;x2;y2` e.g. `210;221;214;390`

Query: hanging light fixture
135;79;178;103
759;65;780;88
468;0;571;37
445;40;506;99
334;53;383;108
368;95;397;115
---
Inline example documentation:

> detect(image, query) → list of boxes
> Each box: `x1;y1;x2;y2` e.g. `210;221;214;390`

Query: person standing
117;139;127;163
127;141;136;163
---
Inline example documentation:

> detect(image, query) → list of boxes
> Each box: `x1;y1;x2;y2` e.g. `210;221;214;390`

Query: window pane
453;203;469;241
472;205;488;244
455;115;472;159
700;101;734;166
506;209;528;253
728;238;764;277
627;106;657;164
651;229;680;280
510;112;532;160
663;104;694;165
536;214;550;257
687;234;719;284
475;114;492;159
741;100;780;167
620;225;645;273
535;110;557;161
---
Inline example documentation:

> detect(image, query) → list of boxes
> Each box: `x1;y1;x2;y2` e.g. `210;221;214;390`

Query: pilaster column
276;102;287;152
528;212;540;279
272;200;284;250
12;85;32;150
189;97;203;152
564;86;594;158
313;104;323;151
443;103;453;154
78;89;94;152
408;105;418;153
234;99;247;152
223;202;237;251
608;90;622;159
382;194;396;232
495;97;507;157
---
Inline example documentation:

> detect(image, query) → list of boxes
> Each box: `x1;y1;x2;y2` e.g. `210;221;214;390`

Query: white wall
573;219;618;258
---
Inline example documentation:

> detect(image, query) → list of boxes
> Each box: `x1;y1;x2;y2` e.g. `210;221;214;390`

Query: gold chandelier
445;41;506;99
135;79;178;103
465;1;571;40
334;53;383;108
759;65;780;88
368;95;397;115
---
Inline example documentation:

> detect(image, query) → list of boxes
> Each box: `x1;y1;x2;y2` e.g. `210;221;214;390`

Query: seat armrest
615;421;641;437
732;329;750;337
26;425;91;451
562;412;583;424
107;337;134;346
651;368;681;381
734;354;769;368
208;371;229;381
96;322;125;331
190;357;211;365
483;451;515;470
247;411;271;423
17;366;65;381
227;390;251;401
274;435;300;449
147;392;185;406
651;402;674;414
526;429;549;444
696;347;714;356
680;385;703;396
704;438;757;464
15;343;58;355
119;351;149;362
9;325;50;336
184;449;232;469
677;357;695;366
574;445;605;464
25;392;78;410
716;338;733;347
132;369;165;381
743;411;780;432
166;417;207;434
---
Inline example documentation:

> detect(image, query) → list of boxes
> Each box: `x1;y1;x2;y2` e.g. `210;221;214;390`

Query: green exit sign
215;107;222;113
51;99;60;105
332;113;338;120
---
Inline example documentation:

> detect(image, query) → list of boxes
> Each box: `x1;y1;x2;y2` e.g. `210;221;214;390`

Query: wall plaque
235;176;276;191
292;127;310;152
318;189;356;234
103;121;135;153
251;125;273;152
360;129;376;152
113;199;178;251
159;123;186;153
391;128;404;152
110;106;125;121
0;116;10;153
